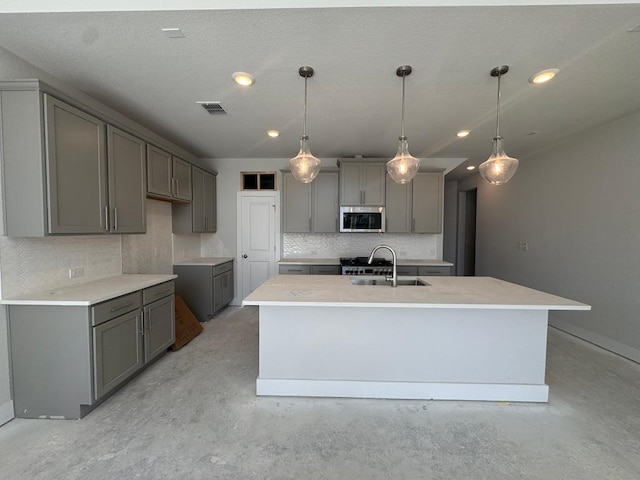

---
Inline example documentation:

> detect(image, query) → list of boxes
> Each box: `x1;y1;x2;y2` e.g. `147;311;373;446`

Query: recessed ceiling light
161;28;185;38
456;130;471;138
466;165;476;171
267;130;280;138
529;69;559;84
232;72;255;86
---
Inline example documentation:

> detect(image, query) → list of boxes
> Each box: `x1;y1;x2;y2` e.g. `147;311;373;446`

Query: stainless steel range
340;256;393;276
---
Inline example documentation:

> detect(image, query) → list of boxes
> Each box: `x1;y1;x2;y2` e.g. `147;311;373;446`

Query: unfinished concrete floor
1;306;639;479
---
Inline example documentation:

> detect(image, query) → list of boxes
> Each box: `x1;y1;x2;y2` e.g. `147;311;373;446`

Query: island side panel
257;305;549;402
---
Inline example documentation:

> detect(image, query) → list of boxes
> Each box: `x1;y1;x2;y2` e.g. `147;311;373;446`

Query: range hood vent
197;101;227;115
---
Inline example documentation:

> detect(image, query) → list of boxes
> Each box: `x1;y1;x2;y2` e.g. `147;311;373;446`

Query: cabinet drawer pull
289;268;302;272
104;205;110;231
109;302;135;313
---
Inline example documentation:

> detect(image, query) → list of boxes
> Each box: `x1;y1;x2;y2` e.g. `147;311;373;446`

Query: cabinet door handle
138;313;144;336
147;312;152;332
110;302;134;313
114;207;118;232
104;205;110;231
175;178;180;196
171;177;176;196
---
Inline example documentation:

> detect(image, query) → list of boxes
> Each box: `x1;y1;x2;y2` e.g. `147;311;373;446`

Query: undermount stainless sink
350;277;430;287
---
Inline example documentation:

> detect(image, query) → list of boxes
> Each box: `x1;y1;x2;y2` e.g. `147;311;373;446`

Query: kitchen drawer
396;266;418;276
92;292;141;326
142;281;175;305
310;265;341;275
418;266;451;276
212;261;233;276
279;265;311;275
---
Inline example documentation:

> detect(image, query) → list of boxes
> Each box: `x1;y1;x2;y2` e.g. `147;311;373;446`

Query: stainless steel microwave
339;206;385;233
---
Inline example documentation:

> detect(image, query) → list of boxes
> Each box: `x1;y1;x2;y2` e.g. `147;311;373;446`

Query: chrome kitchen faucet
367;245;398;287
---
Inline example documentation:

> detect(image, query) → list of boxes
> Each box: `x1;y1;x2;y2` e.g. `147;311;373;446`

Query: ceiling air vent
197;101;227;115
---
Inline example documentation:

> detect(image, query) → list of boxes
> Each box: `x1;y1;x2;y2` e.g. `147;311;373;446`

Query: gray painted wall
470;109;640;362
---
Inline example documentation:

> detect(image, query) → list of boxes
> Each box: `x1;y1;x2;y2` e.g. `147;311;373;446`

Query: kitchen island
243;275;590;403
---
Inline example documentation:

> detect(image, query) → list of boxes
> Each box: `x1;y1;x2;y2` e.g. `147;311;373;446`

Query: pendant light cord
400;74;406;138
303;76;308;137
495;72;501;138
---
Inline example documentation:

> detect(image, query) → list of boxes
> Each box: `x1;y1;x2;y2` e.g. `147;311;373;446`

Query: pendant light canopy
387;65;420;185
289;66;321;183
479;65;519;185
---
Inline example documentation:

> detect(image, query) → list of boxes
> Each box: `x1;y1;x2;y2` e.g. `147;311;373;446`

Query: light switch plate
69;267;84;278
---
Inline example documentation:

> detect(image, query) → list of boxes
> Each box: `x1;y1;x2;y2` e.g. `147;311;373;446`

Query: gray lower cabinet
173;261;234;321
396;266;418;276
396;265;452;276
279;265;340;275
8;281;175;419
93;308;143;400
173;166;217;233
0;83;147;236
143;295;176;362
279;265;311;275
417;266;452;276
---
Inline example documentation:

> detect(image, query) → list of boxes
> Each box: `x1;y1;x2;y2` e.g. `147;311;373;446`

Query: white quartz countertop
174;257;234;266
278;258;453;267
243;275;590;311
0;274;177;306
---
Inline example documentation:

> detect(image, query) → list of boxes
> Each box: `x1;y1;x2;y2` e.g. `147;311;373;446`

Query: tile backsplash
283;233;440;259
0;235;121;298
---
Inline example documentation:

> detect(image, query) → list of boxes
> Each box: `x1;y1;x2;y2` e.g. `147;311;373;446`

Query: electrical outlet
399;251;408;257
309;250;318;256
518;242;529;251
69;267;84;279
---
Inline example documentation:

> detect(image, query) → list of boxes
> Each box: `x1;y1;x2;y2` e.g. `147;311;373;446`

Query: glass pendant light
479;65;519;185
289;66;321;183
387;65;420;184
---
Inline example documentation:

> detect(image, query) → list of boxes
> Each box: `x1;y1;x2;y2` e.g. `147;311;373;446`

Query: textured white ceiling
0;3;639;180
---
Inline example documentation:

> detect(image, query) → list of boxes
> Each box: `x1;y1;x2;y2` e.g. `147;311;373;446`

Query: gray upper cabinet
339;160;385;206
146;144;173;198
283;171;312;232
172;166;217;234
146;145;192;202
385;173;412;233
45;95;108;234
283;171;339;233
313;171;339;233
412;172;443;233
107;126;146;233
172;157;192;201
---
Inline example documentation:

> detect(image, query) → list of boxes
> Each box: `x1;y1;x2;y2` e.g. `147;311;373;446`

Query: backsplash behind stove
283;233;440;259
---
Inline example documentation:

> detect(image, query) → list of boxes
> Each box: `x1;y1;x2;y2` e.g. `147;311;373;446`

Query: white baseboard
550;318;640;364
0;400;14;427
257;378;549;403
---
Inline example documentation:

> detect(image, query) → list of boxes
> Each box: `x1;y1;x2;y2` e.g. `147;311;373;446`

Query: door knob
243;254;248;258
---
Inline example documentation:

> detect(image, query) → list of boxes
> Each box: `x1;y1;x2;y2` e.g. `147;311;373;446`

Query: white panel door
240;195;277;299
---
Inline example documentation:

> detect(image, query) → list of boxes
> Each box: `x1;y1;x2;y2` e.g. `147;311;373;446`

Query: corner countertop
278;257;453;267
174;257;234;266
0;274;177;307
243;275;590;311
